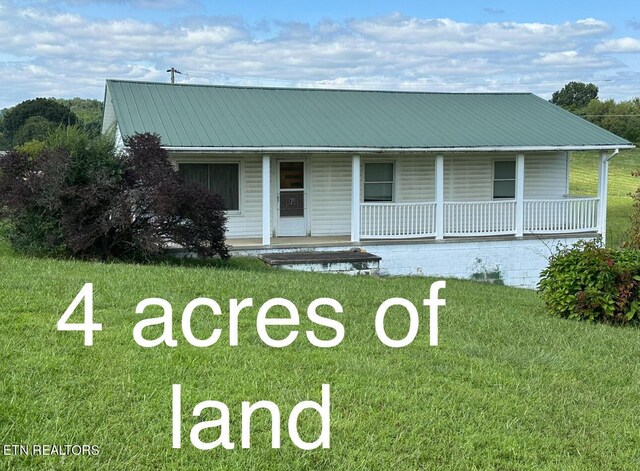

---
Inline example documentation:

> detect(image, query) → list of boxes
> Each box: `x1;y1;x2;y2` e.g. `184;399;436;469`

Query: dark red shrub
0;129;229;260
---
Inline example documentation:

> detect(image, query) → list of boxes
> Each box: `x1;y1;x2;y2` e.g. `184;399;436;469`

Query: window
179;163;240;210
493;160;515;199
364;162;394;202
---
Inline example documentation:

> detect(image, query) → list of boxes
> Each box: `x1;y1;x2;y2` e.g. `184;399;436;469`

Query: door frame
274;159;309;237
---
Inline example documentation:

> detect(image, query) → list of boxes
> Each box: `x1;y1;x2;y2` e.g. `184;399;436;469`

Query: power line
166;67;182;84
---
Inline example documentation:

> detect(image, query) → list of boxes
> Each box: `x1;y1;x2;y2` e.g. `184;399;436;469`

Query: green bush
538;239;640;325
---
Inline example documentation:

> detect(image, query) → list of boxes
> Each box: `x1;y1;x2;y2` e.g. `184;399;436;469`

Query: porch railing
444;201;516;236
360;198;599;239
361;202;436;239
524;197;599;233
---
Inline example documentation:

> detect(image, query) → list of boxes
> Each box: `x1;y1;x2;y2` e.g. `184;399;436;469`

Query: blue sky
0;0;639;109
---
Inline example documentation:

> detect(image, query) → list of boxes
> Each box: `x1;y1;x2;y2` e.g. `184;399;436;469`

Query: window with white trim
493;160;515;199
364;162;394;202
178;163;240;210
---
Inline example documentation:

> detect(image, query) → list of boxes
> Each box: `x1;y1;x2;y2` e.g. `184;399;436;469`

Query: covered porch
359;197;599;239
256;151;613;246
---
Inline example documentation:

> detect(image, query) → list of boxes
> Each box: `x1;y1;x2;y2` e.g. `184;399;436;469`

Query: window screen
179;163;240;210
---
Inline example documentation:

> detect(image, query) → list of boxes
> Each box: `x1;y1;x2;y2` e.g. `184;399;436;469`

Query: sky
0;0;639;109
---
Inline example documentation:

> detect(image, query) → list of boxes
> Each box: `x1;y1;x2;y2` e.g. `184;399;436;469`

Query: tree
0;128;229;260
580;97;640;144
12;115;57;145
551;81;599;112
0;108;8;149
0;98;78;146
57;98;103;136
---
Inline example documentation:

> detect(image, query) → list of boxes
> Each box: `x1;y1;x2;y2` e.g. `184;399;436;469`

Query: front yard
2;239;640;469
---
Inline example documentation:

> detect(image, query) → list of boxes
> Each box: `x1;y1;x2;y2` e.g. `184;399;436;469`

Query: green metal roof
103;79;633;152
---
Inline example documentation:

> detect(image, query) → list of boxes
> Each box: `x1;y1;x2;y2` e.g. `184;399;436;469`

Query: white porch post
598;151;609;243
262;154;271;246
435;154;444;240
515;153;525;237
351;155;361;242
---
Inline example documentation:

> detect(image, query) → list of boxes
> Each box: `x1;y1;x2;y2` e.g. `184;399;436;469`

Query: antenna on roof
166;67;182;84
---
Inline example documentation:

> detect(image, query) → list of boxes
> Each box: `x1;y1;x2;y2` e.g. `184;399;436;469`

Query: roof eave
163;144;635;154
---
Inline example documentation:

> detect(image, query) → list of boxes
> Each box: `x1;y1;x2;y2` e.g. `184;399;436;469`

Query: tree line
0;97;103;150
551;81;640;144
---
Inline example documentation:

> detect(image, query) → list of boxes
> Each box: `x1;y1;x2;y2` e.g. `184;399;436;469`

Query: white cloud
348;14;612;52
534;50;619;68
575;18;609;29
0;5;639;108
595;37;640;53
536;50;580;64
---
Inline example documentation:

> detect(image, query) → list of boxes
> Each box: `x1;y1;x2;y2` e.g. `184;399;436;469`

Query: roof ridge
106;79;533;96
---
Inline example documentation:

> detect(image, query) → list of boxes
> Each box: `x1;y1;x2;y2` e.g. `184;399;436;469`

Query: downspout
598;148;619;246
604;148;619;162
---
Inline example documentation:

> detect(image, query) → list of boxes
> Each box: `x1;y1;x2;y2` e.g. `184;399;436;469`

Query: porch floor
228;232;599;250
229;236;351;249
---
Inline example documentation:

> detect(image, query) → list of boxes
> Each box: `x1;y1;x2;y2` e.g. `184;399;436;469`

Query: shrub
538;239;640;325
0;128;229;260
625;182;640;250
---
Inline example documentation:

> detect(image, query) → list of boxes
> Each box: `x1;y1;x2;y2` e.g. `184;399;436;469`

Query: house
101;79;634;288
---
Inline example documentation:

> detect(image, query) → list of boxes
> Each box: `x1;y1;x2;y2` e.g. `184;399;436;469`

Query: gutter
163;144;635;154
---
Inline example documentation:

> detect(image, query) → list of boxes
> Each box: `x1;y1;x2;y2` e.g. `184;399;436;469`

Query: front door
277;161;306;236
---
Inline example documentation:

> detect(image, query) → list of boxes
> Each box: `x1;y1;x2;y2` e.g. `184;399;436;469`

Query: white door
277;161;306;236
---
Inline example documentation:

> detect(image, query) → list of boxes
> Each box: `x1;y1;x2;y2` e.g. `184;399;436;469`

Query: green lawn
569;148;640;247
2;150;640;470
2;240;640;470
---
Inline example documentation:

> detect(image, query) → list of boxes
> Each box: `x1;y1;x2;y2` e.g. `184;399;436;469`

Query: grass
569;148;640;247
3;241;640;470
1;150;640;469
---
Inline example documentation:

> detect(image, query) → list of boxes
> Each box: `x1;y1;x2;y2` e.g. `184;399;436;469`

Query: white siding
310;155;351;236
444;155;492;201
396;155;436;202
236;155;263;238
101;86;116;134
524;153;568;199
443;153;568;201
